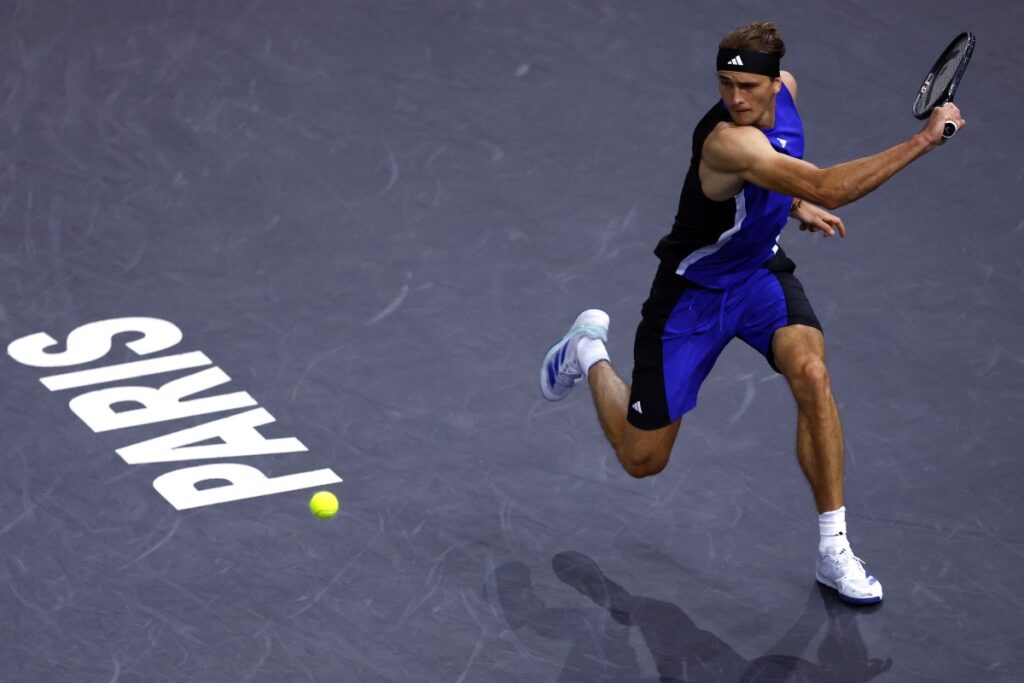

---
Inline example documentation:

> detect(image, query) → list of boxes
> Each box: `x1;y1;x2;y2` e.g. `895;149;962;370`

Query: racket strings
915;36;970;116
929;49;963;97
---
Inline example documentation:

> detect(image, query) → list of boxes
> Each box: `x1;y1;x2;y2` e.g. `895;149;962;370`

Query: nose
726;87;745;108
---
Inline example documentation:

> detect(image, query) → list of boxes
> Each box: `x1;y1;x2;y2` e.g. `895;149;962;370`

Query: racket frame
913;31;976;120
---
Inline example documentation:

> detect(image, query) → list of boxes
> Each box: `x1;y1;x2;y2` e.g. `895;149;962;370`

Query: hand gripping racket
913;32;975;141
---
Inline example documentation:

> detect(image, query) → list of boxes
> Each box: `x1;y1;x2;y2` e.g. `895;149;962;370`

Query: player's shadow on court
494;551;892;682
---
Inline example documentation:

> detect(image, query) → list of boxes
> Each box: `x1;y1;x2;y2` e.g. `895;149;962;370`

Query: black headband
716;48;780;77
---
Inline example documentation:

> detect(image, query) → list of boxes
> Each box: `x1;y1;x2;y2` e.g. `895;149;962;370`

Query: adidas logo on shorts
631;401;643;414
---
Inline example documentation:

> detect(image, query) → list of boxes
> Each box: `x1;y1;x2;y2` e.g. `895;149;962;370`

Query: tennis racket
913;32;975;141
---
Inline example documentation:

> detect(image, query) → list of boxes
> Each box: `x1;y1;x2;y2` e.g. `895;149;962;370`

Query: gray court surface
2;1;1022;681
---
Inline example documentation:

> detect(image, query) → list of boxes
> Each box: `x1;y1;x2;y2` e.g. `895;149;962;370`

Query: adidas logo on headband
716;48;780;77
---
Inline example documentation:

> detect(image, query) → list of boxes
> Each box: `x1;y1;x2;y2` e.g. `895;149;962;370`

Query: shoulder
703;122;773;172
706;122;769;151
780;70;797;101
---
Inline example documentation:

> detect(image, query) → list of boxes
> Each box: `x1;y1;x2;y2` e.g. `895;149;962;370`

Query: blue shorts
628;251;821;430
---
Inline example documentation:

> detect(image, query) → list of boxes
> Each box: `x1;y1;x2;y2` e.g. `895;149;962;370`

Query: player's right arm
703;103;965;210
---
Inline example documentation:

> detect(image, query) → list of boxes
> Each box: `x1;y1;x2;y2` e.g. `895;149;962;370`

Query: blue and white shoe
539;309;610;402
816;545;883;605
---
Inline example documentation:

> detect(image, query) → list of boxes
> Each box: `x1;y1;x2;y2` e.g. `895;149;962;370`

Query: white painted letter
117;408;307;464
70;367;256;432
42;351;212;391
153;463;342;510
7;317;183;368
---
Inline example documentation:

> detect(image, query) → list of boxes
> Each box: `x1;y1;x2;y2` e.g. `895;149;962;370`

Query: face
717;71;781;128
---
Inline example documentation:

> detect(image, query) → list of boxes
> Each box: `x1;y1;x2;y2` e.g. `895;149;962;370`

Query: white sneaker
539;309;609;401
816;545;883;605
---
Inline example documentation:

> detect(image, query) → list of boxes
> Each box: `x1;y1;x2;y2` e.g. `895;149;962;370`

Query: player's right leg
539;309;610;402
537;308;680;476
587;360;681;477
539;269;729;478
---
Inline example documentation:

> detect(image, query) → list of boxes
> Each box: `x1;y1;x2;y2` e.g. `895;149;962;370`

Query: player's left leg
772;326;882;604
771;325;844;515
738;253;882;604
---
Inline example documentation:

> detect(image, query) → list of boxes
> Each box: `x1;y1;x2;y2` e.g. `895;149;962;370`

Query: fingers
799;215;845;238
941;102;963;122
940;102;966;133
933;102;963;124
796;205;846;239
816;215;843;238
925;103;966;144
799;220;832;237
831;214;846;238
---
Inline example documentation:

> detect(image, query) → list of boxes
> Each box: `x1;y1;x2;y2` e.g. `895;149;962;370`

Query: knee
788;356;831;398
616;444;671;478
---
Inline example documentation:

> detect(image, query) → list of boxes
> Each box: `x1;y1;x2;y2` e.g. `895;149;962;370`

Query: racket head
912;32;975;120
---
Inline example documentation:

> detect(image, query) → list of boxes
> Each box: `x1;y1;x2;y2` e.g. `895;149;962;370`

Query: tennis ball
309;491;339;519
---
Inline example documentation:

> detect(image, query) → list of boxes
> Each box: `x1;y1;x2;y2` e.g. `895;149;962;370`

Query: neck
753;94;778;130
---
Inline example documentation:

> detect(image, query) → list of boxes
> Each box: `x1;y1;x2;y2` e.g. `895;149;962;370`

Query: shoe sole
539;311;609;402
815;573;883;605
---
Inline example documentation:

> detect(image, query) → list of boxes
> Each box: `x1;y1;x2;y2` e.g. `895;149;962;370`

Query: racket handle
942;120;958;139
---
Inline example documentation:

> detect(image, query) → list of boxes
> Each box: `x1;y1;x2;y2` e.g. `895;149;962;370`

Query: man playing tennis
540;21;965;605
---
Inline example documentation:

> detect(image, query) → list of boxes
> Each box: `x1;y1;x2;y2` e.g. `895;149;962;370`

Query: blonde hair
719;21;786;58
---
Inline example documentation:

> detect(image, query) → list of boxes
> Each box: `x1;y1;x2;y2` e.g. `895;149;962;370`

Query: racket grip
942;120;958;139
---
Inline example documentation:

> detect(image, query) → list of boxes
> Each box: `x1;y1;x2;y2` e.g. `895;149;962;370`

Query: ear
772;77;782;94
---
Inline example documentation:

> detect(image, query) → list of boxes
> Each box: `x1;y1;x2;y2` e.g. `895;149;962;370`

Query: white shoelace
826;548;868;579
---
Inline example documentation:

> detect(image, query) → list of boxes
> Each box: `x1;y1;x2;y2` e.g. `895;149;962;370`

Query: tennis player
540;21;965;604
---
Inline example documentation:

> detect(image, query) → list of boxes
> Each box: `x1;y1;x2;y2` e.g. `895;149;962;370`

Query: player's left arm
778;71;844;238
780;70;797;102
791;198;846;238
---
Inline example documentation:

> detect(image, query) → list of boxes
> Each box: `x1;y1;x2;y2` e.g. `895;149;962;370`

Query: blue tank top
654;84;804;288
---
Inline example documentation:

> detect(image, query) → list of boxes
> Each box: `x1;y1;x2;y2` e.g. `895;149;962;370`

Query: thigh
620;413;683;466
771;323;826;377
736;255;822;371
630;276;732;430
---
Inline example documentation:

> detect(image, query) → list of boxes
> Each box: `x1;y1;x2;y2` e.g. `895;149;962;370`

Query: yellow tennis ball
309;491;339;519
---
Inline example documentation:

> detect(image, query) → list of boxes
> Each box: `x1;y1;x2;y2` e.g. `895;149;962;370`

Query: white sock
818;506;851;554
576;336;610;376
